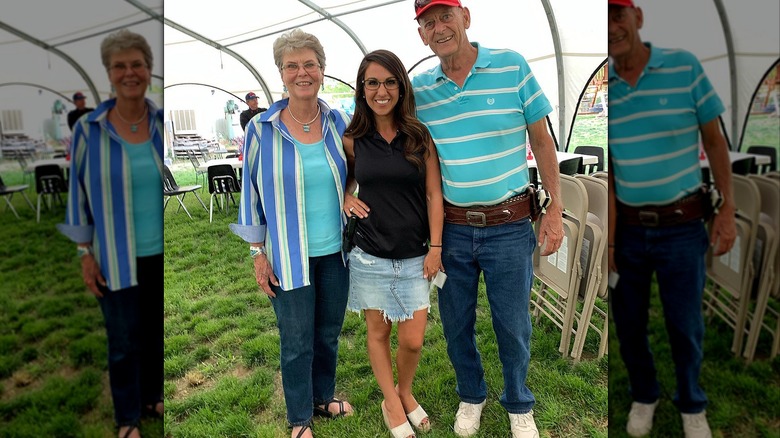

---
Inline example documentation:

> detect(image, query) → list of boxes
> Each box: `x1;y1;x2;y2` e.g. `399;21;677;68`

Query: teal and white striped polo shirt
412;42;552;207
608;43;725;206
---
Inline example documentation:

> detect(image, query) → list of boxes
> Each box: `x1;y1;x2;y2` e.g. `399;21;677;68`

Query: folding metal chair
0;174;34;219
163;165;207;219
531;174;589;357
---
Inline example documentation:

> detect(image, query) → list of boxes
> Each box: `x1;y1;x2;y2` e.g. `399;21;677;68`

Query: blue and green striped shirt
230;99;350;291
412;42;552;206
57;98;164;291
608;43;725;206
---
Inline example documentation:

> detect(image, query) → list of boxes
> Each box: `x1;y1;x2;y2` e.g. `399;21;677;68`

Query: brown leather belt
618;189;710;227
444;192;533;227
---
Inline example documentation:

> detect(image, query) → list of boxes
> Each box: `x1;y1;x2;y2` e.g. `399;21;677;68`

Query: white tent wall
639;0;780;149
163;0;607;150
0;0;164;141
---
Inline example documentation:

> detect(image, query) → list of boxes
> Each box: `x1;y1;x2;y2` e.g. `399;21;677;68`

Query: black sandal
142;400;164;419
293;424;312;438
313;398;352;418
120;425;138;438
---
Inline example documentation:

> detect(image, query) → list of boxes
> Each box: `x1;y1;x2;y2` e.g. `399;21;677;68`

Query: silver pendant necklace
115;104;147;133
288;105;320;133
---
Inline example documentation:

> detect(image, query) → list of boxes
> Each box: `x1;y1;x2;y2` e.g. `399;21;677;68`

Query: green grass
608;276;780;437
741;114;780;158
568;114;608;155
163;162;608;437
0;162;163;437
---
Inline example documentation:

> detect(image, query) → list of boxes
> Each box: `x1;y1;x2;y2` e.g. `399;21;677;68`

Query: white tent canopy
0;0;163;141
638;0;779;149
163;0;607;150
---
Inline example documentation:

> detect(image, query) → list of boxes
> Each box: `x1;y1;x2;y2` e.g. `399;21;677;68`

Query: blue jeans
97;254;164;427
612;220;709;413
438;219;537;414
269;252;349;426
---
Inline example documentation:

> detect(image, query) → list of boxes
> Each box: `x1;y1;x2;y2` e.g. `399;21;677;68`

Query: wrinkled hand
253;255;279;298
81;255;107;298
343;193;370;219
538;205;564;256
710;204;737;256
423;248;443;280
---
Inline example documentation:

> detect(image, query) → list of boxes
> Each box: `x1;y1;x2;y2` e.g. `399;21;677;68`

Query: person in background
607;1;736;437
411;1;565;437
67;91;95;132
240;91;268;132
57;29;164;438
342;49;444;438
230;28;353;438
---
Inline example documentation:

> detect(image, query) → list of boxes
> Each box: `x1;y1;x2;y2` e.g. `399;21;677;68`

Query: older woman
230;28;353;438
57;29;163;438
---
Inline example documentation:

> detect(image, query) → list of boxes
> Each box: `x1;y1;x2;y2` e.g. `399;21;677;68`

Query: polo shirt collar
608;42;664;81
432;41;490;81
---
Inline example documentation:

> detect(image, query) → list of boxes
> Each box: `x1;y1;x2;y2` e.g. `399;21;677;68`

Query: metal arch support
298;0;368;56
163;82;246;104
713;0;738;150
0;21;100;105
0;82;76;103
125;0;273;104
540;0;564;151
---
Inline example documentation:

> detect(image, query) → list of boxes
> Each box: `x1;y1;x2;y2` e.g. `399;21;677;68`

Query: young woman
342;49;444;438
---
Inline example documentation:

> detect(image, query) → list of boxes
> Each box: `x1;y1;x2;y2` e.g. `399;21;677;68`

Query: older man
607;1;736;437
411;1;564;437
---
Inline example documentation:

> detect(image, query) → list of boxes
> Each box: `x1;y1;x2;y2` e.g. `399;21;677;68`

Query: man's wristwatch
250;245;266;258
77;246;93;258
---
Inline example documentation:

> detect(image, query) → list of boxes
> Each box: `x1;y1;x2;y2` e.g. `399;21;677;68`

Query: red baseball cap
608;0;635;7
245;92;258;100
414;0;462;20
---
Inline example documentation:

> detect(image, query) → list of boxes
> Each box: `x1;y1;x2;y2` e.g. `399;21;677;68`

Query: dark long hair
345;49;431;170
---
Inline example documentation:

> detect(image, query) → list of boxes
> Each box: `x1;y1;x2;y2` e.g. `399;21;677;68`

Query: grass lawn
0;165;163;437
608;276;780;437
163;163;608;437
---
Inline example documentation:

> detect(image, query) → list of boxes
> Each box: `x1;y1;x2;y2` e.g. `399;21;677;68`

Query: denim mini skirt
347;246;430;322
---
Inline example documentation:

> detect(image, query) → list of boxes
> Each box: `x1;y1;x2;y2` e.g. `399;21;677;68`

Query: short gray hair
100;29;153;71
272;28;326;71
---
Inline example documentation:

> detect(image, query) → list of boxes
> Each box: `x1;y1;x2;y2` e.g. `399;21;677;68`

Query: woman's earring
283;85;287;92
321;82;325;91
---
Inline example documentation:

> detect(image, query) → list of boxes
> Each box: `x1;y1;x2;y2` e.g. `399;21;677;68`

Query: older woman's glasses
108;62;148;74
281;62;321;73
363;78;400;90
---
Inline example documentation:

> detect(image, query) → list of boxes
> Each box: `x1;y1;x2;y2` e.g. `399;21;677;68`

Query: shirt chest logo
487;97;495;105
659;98;668;106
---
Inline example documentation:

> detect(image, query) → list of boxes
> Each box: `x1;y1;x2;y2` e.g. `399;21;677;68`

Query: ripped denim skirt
347;245;430;323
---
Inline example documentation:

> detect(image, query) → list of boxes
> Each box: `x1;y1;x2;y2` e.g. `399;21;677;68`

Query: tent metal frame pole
298;0;368;56
713;0;738;150
125;0;273;104
0;21;100;105
541;0;564;151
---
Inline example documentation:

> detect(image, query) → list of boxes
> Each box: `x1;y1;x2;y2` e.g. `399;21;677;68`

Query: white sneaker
453;400;486;437
509;410;539;438
681;411;712;438
626;400;659;437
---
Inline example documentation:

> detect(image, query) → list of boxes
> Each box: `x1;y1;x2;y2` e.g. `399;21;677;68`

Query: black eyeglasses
362;78;400;91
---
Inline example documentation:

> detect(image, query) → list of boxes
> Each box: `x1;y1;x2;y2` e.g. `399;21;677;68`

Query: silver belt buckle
466;211;487;227
638;210;659;227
